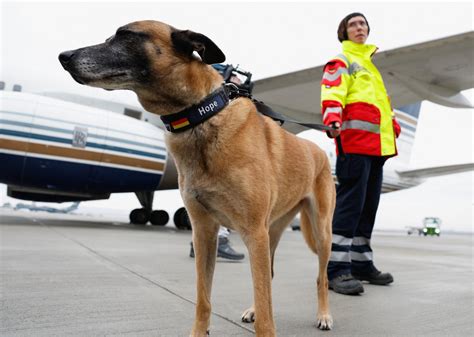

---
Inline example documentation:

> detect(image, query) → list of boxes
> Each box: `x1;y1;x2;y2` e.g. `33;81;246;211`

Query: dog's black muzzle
58;49;89;84
58;41;150;88
58;50;76;67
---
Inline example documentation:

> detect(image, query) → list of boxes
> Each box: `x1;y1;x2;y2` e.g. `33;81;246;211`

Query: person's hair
337;12;370;43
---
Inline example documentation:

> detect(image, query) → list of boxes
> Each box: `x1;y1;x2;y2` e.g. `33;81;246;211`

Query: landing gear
130;208;150;225
129;191;169;226
173;207;192;230
150;210;169;226
291;219;300;231
128;191;192;230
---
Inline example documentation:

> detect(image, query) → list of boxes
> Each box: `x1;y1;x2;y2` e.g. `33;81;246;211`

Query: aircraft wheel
130;208;150;225
291;224;301;231
173;207;192;230
150;210;169;226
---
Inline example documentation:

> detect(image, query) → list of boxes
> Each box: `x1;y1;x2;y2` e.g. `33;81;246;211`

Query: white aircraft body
0;32;473;227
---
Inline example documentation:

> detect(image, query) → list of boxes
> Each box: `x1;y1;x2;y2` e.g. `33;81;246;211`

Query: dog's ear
171;30;226;64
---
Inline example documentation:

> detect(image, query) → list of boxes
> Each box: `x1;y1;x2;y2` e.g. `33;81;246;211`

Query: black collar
160;86;229;133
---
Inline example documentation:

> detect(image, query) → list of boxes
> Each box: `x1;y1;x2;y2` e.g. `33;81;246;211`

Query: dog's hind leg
187;205;220;337
240;225;276;337
301;168;335;330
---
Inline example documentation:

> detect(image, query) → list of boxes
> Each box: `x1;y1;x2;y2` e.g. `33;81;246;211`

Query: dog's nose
58;50;75;66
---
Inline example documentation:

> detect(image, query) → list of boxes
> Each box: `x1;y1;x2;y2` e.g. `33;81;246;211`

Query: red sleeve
321;59;347;87
322;100;342;126
393;118;401;138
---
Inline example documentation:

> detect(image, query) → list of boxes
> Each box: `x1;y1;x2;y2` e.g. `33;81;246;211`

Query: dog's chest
166;127;220;161
183;184;230;217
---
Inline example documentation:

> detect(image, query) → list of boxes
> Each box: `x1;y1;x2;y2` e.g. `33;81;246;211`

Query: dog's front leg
188;208;220;337
241;227;276;337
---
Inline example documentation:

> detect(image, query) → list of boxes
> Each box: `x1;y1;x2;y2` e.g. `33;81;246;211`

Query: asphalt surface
1;210;473;337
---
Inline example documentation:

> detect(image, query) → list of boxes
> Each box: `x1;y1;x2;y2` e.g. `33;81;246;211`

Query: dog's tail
300;155;335;257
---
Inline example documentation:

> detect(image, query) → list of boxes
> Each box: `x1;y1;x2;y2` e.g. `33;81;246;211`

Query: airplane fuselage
0;91;424;205
0;91;173;202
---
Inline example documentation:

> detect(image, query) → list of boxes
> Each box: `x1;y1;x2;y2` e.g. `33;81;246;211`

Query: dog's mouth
103;72;128;80
68;72;86;85
68;70;128;86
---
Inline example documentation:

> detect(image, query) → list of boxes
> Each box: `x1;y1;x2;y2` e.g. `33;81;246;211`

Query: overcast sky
0;1;472;232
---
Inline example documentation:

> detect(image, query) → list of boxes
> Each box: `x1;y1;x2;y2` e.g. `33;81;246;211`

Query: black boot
329;274;364;295
217;237;245;260
353;269;394;285
189;241;195;258
189;238;245;261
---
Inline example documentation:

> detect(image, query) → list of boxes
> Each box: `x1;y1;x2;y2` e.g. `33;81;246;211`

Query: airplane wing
253;32;474;134
396;163;474;179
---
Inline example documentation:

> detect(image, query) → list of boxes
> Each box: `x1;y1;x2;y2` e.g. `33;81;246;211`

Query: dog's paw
241;307;255;323
316;314;333;330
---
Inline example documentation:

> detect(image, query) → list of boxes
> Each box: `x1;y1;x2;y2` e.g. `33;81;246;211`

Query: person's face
347;16;368;44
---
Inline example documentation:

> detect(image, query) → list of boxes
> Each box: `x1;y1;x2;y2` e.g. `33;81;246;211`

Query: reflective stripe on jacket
321;40;401;157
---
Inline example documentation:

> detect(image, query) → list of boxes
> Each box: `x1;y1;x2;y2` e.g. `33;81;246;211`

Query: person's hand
327;122;341;138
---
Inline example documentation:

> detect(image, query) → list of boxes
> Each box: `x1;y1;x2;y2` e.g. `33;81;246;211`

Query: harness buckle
224;83;252;100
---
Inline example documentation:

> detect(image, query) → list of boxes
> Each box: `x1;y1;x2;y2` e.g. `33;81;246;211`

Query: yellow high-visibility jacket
321;40;401;156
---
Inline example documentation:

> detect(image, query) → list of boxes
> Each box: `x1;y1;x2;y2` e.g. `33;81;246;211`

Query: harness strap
251;100;334;132
224;83;335;132
227;84;345;155
160;84;342;155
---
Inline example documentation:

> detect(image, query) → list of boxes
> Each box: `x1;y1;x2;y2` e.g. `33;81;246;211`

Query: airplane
0;32;473;229
0;88;180;226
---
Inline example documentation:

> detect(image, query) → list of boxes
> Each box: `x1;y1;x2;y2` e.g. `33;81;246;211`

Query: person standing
321;12;401;295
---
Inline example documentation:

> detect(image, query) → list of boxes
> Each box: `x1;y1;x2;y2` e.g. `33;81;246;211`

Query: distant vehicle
421;217;441;236
407;217;441;236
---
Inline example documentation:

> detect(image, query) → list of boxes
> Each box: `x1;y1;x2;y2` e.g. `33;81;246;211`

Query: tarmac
1;210;473;337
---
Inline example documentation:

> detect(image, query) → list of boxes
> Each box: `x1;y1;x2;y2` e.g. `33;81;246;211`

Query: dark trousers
327;154;386;280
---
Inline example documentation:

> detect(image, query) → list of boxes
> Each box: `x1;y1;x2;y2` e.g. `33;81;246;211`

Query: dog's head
59;20;226;114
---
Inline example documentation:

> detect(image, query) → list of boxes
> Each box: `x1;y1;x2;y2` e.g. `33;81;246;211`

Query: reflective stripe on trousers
329;235;373;263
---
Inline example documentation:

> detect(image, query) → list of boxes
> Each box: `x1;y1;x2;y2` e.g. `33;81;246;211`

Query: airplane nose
58;50;75;66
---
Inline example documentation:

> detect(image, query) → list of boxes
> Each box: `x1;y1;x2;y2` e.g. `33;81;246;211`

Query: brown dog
59;20;335;336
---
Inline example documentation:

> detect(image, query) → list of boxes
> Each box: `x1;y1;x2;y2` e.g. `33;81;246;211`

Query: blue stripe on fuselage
0;129;166;160
0;118;166;152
